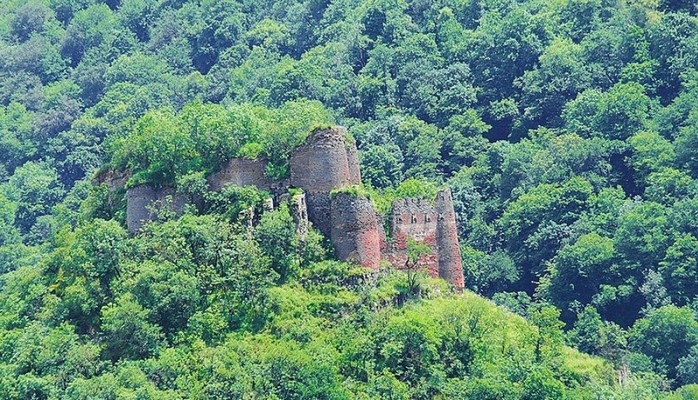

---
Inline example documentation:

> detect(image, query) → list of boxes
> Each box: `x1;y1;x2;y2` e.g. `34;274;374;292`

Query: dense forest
2;0;698;397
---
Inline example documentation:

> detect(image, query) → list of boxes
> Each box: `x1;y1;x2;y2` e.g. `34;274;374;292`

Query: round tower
289;127;360;236
330;192;382;269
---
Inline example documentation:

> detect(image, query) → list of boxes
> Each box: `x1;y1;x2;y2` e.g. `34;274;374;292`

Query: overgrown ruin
114;127;464;291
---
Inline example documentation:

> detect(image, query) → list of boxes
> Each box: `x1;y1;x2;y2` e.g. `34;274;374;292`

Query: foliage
0;0;697;395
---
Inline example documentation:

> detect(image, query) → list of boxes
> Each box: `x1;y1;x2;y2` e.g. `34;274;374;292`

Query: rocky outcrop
95;169;130;192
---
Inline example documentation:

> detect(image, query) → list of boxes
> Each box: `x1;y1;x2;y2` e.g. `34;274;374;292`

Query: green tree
60;4;120;66
110;108;199;187
254;205;299;283
660;234;698;306
360;144;404;189
520;37;591;127
2;161;65;234
614;201;670;269
544;233;617;322
628;131;676;183
101;293;164;361
630;305;698;381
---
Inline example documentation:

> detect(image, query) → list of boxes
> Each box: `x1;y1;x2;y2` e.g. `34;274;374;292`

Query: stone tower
289;127;361;237
330;192;382;269
436;188;464;291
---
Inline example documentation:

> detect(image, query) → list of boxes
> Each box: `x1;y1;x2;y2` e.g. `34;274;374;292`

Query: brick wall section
380;191;465;290
126;184;186;233
330;193;382;268
290;127;358;192
384;197;440;278
435;188;465;291
206;158;273;191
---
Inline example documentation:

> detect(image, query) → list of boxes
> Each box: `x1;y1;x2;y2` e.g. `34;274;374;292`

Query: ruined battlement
207;158;273;191
114;127;464;290
384;196;439;282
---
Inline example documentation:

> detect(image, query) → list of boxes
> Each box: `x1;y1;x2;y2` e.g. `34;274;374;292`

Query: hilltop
2;0;698;397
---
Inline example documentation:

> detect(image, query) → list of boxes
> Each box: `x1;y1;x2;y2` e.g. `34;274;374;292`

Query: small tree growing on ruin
404;237;431;299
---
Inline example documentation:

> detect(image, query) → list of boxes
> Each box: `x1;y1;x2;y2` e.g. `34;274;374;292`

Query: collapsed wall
330;192;382;269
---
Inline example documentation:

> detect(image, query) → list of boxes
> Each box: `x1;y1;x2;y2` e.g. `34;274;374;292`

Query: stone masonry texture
436;188;465;291
330;192;382;269
206;158;273;191
126;184;186;233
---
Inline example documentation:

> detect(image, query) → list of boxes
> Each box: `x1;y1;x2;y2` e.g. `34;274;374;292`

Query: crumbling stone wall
384;197;440;278
381;190;465;291
289;127;360;236
330;193;382;269
126;184;186;232
207;158;273;191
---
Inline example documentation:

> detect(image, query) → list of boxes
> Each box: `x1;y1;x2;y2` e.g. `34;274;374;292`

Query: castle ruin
117;127;464;291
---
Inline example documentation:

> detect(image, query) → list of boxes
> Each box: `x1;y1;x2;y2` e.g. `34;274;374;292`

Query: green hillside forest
2;0;698;398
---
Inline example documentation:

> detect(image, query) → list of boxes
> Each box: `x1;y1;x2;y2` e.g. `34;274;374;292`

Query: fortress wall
126;185;158;233
207;158;273;191
384;198;440;278
436;188;465;291
119;126;464;292
126;184;186;233
330;193;382;269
